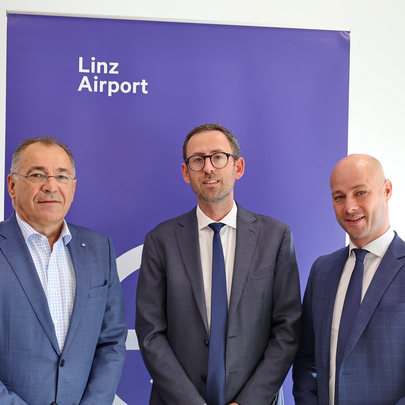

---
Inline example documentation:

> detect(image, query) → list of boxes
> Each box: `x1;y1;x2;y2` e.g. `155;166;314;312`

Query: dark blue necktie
206;223;227;405
335;248;368;399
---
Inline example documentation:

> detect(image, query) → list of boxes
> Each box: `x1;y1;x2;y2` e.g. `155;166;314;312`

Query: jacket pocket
88;281;108;298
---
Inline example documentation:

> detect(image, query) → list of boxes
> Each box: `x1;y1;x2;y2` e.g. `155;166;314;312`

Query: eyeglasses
13;172;75;185
185;152;237;172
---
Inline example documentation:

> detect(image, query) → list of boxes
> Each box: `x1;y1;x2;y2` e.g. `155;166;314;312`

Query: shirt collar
196;201;238;230
349;226;395;259
15;211;72;246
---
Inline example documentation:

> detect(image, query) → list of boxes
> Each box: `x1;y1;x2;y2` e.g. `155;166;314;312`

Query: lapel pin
81;243;86;247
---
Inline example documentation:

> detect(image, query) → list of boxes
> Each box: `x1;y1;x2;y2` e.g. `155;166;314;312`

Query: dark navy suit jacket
293;233;405;405
0;213;127;405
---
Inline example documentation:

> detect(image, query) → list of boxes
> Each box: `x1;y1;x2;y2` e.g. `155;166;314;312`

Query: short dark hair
11;136;76;178
182;123;241;161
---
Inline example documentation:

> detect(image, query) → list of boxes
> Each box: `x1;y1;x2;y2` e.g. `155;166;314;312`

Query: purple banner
6;14;349;404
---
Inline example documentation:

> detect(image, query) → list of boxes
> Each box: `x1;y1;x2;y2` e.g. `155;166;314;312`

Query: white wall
1;0;404;234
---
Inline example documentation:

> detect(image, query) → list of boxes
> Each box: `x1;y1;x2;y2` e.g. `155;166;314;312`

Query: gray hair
10;136;76;178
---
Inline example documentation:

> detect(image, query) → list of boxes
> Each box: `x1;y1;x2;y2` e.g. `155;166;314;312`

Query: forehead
18;143;73;172
330;160;375;192
186;130;232;155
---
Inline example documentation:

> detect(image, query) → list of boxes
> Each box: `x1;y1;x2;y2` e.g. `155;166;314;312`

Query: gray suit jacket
135;204;301;405
0;213;127;405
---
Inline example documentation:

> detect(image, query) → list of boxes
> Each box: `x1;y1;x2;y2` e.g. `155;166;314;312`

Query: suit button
201;375;207;382
51;403;58;405
60;359;65;367
204;339;209;347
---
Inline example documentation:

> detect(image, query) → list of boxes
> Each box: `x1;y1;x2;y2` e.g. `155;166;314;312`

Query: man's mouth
204;180;219;184
39;200;60;204
346;216;363;222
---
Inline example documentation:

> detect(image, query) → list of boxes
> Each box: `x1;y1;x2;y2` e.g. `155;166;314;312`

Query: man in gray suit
135;123;301;405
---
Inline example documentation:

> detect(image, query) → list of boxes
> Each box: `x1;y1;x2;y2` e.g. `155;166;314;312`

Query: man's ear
7;174;16;200
384;179;393;200
182;163;191;184
235;157;245;180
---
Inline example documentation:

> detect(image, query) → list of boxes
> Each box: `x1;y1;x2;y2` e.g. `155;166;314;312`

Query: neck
45;228;63;251
18;213;63;251
198;199;233;222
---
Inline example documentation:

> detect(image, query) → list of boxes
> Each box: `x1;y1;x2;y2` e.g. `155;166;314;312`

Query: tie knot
353;248;368;262
209;222;225;233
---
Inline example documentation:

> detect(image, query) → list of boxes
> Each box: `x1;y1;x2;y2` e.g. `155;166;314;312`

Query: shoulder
147;208;197;236
308;246;348;286
237;204;291;233
314;247;348;265
389;232;405;259
0;213;20;240
67;222;111;245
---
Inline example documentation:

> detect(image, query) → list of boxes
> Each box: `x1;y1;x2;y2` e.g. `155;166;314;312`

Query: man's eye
193;157;203;163
213;154;224;161
358;191;366;196
29;173;44;179
334;195;344;201
57;175;68;180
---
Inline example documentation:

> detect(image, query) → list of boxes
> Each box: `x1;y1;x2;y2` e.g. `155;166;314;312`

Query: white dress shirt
329;227;395;404
197;202;237;331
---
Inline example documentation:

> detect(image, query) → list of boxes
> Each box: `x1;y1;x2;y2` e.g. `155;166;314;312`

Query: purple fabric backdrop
5;14;350;404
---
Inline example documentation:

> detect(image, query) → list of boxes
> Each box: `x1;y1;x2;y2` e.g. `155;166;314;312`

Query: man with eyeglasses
0;136;127;405
136;123;301;405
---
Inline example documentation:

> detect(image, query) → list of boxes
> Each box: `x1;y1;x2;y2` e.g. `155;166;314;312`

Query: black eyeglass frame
185;152;237;172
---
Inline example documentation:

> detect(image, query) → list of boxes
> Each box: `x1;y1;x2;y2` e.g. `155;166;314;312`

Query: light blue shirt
16;212;76;352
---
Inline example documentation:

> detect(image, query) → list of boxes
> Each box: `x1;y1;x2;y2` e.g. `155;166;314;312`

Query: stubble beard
192;178;235;206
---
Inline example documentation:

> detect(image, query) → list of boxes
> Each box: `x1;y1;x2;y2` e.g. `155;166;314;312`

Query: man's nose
42;176;58;192
203;156;215;172
344;195;358;213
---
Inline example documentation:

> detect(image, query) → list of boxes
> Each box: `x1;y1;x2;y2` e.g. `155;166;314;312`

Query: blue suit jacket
293;233;405;405
136;204;301;405
0;213;127;405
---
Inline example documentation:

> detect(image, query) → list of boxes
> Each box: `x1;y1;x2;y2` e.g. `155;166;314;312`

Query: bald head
330;154;386;188
330;154;392;248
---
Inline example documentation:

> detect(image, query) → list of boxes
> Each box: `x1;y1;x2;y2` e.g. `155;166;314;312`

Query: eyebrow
190;149;229;156
26;166;72;174
332;184;367;196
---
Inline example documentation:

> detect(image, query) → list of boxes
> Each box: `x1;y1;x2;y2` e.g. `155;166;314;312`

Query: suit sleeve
0;385;28;405
79;236;127;405
234;226;302;405
135;230;207;405
292;260;319;405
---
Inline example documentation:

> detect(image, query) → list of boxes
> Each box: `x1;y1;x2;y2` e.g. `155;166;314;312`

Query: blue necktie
335;248;368;399
206;223;227;405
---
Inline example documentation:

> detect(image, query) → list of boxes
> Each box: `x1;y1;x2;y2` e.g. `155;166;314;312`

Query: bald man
293;154;405;405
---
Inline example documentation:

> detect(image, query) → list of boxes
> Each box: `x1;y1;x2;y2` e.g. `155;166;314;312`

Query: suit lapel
228;206;259;327
175;209;209;331
0;214;60;354
62;225;90;355
321;247;349;373
344;234;405;359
